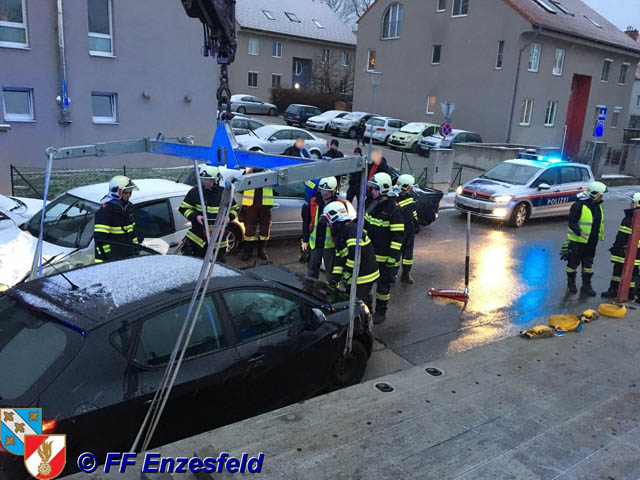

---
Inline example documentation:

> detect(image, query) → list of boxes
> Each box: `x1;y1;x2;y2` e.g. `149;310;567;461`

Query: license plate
457;197;479;209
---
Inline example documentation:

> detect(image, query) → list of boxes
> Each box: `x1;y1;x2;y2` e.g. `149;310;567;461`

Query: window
0;0;28;47
293;61;302;76
248;72;258;88
274;182;306;198
272;41;282;58
549;1;572;14
271;74;281;88
285;12;300;23
91;92;117;123
452;0;469;16
426;95;436;115
619;63;630;85
584;15;602;28
637;95;640;108
533;168;559;187
134;201;174;238
87;0;113;56
313;19;324;28
532;0;556;14
248;38;259;56
544;100;558;127
262;9;275;20
611;108;621;128
367;49;376;71
2;87;34;121
341;51;350;67
134;298;227;366
322;48;330;64
560;166;582;183
437;0;446;12
382;3;403;39
222;289;311;342
553;48;565;76
431;44;441;65
520;98;534;126
495;41;505;69
601;59;613;82
528;43;541;72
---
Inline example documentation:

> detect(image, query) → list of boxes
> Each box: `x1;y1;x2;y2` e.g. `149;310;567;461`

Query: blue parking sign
598;107;608;121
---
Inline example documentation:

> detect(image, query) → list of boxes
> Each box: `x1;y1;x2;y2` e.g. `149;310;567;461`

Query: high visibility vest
567;204;604;244
309;197;344;250
242;187;274;207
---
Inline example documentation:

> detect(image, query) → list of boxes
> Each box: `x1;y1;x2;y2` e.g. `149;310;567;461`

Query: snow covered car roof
67;179;191;204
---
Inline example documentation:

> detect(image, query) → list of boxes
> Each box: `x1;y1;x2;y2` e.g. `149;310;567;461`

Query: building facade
630;64;640;129
354;0;640;158
0;0;220;195
230;0;356;102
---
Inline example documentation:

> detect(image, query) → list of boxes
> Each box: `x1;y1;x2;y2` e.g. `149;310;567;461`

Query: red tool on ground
428;210;471;303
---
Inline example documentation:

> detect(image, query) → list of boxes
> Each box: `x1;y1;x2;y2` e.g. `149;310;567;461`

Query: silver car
364;116;407;145
230;94;278;116
306;110;348;132
235;125;328;159
328;112;372;139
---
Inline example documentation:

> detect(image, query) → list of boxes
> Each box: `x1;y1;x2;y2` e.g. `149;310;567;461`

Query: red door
563;74;592;160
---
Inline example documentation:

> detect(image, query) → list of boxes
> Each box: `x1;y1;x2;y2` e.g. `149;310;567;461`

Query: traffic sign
441;122;453;137
441;102;455;121
594;120;605;138
598;107;607;121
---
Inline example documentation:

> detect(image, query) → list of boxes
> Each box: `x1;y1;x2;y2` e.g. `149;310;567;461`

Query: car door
528;167;561;217
248;120;263;131
220;288;333;412
558;166;587;215
272;182;305;237
251;96;265;114
266;129;293;153
133;199;181;251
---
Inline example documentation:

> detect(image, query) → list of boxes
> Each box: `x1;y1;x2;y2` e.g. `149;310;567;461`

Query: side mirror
537;183;551;191
268;137;275;142
309;308;326;330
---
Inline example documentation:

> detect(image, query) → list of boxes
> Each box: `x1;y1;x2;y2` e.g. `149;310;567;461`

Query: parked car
328;112;372;139
455;156;594;227
284;104;322;127
418;129;483;154
229;114;265;136
0;256;373;477
0;194;42;229
364;117;407;145
230;95;278;116
0;179;193;291
388;123;439;153
235;125;327;159
306;110;349;132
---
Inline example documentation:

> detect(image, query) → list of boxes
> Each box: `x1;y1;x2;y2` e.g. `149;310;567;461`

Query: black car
0;256;372;478
283;104;322;127
388;167;444;226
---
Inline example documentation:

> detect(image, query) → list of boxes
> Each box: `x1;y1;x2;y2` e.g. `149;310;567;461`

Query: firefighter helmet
368;172;393;195
323;201;351;224
631;192;640;208
199;164;221;183
108;176;138;199
586;181;607;200
318;177;338;192
396;174;415;193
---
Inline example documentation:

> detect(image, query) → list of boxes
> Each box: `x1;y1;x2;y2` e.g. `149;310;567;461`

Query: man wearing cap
323;139;344;160
94;175;143;263
347;149;392;205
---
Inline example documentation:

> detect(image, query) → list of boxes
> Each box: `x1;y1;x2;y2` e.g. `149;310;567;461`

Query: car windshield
481;163;542;185
402;123;425;134
25;194;100;249
367;118;385;127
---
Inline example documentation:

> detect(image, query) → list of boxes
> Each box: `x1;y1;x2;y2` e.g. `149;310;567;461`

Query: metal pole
465;211;470;294
29;151;54;281
193;160;211;241
561;125;568;158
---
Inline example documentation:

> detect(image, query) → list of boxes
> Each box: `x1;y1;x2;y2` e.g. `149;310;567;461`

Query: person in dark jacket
283;136;312;159
356;118;367;146
324;201;380;311
566;181;607;296
602;193;640;299
94;176;143;263
395;174;420;284
323;139;344;159
347;149;392;204
179;165;237;262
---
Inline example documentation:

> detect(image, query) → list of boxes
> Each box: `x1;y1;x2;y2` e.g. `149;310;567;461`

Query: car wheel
331;339;367;388
311;150;322;160
384;135;391;145
250;147;263;153
225;224;242;253
510;203;529;228
410;142;419;154
348;128;357;139
237;106;246;114
268;108;277;116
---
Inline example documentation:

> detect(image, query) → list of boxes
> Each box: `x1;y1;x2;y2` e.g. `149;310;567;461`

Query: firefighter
347;149;392;205
239;168;274;261
602;193;640;299
324;201;380;311
301;177;344;279
396;174;420;284
566;181;607;296
365;172;405;323
94;175;143;263
179;165;236;262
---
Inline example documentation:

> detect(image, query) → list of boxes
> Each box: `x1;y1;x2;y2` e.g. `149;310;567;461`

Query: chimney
625;26;639;41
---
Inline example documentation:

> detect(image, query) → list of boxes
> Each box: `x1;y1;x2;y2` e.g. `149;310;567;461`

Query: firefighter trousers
375;263;397;315
566;242;595;279
308;247;336;280
183;237;226;263
608;260;639;289
242;207;272;242
401;235;414;275
356;281;374;313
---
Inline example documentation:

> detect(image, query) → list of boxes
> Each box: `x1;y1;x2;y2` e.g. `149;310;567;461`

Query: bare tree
325;0;375;26
311;48;355;98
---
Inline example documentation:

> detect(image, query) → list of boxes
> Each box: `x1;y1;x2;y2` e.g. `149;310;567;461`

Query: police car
455;154;594;227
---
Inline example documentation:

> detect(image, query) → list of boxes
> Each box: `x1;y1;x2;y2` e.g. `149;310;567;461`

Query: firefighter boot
401;267;414;285
241;241;254;261
567;273;577;294
601;282;618;299
257;240;269;261
581;273;596;297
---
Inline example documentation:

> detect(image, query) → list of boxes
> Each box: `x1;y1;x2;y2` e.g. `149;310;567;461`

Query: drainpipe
57;0;71;123
506;24;541;144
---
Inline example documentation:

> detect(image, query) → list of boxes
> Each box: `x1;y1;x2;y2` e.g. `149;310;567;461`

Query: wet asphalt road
226;187;640;370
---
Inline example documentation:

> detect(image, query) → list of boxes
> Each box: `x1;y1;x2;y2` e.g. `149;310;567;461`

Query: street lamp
366;70;382;157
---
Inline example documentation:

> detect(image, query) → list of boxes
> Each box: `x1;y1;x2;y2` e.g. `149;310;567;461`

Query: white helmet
631;192;640;207
396;174;415;193
323;201;351;224
108;175;138;199
199;164;221;183
586;181;607;200
368;172;393;195
318;177;338;192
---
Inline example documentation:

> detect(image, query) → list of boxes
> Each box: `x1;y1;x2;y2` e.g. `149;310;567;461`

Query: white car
235;125;328;159
305;110;348;132
0;179;192;290
0;194;42;229
418;129;483;154
455;155;594;227
364;116;407;145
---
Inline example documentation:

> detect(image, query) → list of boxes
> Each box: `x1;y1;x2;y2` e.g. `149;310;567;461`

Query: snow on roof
68;179;191;204
235;0;356;46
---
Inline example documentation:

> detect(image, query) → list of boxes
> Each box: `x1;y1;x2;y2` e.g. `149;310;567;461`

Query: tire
330;339;368;388
286;121;293;126
410;142;419;154
509;202;529;228
311;150;322;160
384;135;391;145
225;224;242;253
348;128;358;139
268;108;277;116
237;106;246;114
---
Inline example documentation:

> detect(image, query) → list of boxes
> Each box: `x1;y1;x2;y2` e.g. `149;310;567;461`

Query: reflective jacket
301;194;345;249
331;221;380;285
364;197;405;266
568;201;604;245
397;192;419;240
610;207;640;266
241;187;274;207
94;199;143;263
179;186;238;249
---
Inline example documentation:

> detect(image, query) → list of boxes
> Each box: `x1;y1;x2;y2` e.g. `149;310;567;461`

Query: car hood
420;135;443;146
307;115;328;123
331;118;352;126
463;178;516;196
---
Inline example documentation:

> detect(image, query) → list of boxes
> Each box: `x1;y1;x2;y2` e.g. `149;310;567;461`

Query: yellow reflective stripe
94;259;104;263
345;259;355;268
390;224;405;232
566;267;577;273
365;213;390;227
583;267;593;273
376;292;391;301
612;276;621;282
413;211;418;219
389;259;401;267
337;248;348;257
390;241;402;250
402;259;413;265
357;270;380;284
305;181;317;189
346;237;371;247
332;266;344;274
94;224;111;233
102;245;111;253
186;230;206;248
398;198;414;207
376;255;389;262
619;226;633;234
611;255;625;263
180;201;196;209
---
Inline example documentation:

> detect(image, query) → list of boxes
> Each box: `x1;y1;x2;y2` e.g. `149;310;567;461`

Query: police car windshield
481;163;542;185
